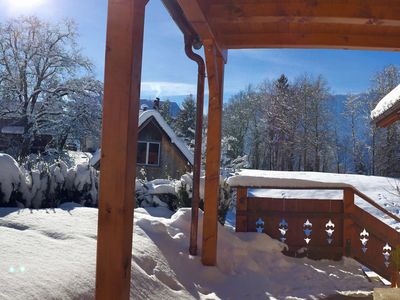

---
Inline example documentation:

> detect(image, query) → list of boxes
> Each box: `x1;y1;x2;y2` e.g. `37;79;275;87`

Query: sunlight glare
6;0;47;11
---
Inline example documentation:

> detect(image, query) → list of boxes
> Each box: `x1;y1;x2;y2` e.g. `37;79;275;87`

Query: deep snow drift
0;205;379;300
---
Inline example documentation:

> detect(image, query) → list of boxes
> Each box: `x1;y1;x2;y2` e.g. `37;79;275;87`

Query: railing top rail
352;188;400;224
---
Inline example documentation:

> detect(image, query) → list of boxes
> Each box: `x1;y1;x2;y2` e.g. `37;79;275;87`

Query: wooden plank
376;111;400;128
211;15;400;27
247;198;343;213
351;205;400;243
219;32;400;51
239;211;344;218
208;0;400;21
201;40;225;266
343;188;355;257
235;187;248;232
95;0;147;299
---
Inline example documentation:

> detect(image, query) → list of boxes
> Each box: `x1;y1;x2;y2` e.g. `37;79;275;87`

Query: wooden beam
377;113;400;127
176;0;227;62
209;0;400;23
95;0;147;299
202;40;225;266
211;16;400;27
219;32;400;50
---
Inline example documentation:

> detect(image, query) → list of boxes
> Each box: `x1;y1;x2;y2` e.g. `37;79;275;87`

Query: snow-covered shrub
174;173;233;225
135;178;179;210
175;173;192;208
218;178;232;225
135;179;152;207
71;164;98;206
0;154;23;206
0;153;98;208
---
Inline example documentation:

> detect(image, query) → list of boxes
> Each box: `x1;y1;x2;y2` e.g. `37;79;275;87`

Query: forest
220;66;400;177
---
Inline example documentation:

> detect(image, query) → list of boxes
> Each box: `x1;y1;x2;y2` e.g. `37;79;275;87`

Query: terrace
96;1;400;298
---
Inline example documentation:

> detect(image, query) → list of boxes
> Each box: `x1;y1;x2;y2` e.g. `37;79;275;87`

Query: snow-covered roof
371;84;400;122
1;126;24;135
90;110;193;166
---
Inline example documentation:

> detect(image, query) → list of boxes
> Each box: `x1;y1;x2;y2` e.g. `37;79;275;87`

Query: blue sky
2;0;400;104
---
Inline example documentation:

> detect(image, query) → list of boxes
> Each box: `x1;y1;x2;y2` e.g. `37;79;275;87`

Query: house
371;84;400;127
91;109;193;179
0;117;53;153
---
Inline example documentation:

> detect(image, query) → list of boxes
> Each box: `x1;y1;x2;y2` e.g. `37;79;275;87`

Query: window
137;141;160;166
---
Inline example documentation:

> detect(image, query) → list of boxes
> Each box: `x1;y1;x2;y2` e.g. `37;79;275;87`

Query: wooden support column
95;0;147;299
343;188;355;257
202;40;225;266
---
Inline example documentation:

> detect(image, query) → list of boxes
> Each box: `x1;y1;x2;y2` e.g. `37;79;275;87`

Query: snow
228;169;400;229
90;110;194;167
371;84;400;120
0;206;379;299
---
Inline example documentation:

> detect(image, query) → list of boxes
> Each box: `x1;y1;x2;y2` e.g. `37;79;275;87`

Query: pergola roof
172;0;400;51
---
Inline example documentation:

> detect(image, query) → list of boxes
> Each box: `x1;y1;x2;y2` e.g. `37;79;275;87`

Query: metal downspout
184;35;205;256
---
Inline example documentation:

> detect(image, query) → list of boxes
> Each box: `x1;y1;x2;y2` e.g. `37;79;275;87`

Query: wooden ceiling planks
174;0;400;51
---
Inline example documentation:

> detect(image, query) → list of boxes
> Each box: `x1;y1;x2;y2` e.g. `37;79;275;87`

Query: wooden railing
234;185;400;286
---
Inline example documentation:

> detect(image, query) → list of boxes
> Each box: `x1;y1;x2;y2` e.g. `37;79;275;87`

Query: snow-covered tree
0;16;97;156
159;99;174;126
343;93;367;174
174;95;196;142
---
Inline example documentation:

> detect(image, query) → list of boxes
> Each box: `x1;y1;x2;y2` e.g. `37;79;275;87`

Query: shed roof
371;84;400;127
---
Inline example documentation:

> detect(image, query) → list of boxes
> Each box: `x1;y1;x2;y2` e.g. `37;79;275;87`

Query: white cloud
141;81;197;97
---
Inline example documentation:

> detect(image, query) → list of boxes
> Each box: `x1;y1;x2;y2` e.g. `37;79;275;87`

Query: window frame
137;141;161;166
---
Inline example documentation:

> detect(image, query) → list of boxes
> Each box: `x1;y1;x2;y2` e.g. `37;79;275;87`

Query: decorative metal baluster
325;219;335;244
303;219;312;244
256;218;265;233
278;219;288;242
360;228;369;254
383;243;392;268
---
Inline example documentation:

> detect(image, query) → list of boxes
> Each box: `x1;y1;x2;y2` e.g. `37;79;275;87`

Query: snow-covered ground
0;204;380;300
228;170;400;229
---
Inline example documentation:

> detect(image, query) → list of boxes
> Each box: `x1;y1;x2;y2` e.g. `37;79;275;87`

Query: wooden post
95;0;147;299
235;187;248;232
202;40;225;266
343;188;355;257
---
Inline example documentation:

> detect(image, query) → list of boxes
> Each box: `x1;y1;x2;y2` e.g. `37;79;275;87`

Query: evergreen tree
159;99;174;126
174;95;196;141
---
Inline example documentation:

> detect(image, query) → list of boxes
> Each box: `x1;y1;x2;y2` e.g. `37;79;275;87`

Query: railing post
343;188;355;257
391;245;400;287
236;187;248;232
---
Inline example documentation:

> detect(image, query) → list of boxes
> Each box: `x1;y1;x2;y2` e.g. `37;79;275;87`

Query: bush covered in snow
133;173;233;224
0;153;98;208
0;153;233;223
